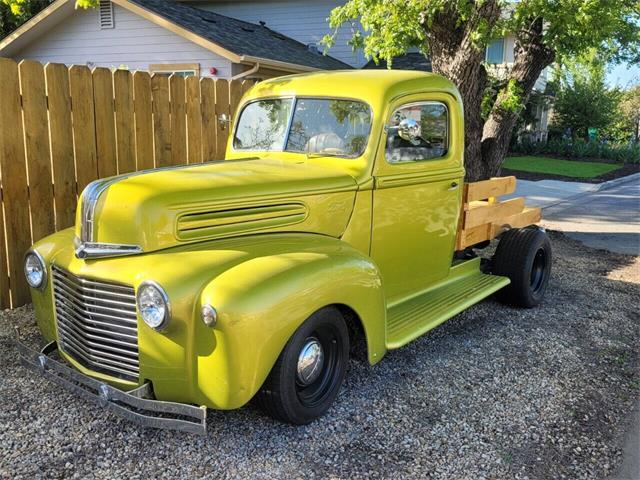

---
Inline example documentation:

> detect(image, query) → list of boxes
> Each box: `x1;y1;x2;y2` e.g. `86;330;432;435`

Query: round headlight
137;281;170;331
24;251;46;290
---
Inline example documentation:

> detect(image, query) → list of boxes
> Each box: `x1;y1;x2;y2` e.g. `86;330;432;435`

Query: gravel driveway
1;231;638;479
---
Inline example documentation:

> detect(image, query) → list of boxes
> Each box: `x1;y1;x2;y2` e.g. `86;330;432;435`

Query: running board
386;258;509;349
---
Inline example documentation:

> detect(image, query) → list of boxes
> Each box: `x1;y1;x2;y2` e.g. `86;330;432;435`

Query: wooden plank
214;79;230;158
133;71;154;170
241;79;254;95
151;74;171;167
19;60;55;242
464;197;526;229
465;176;516;202
170;74;187;166
0;184;9;309
114;69;136;174
0;58;32;306
229;78;242;119
92;67;117;178
458;223;492;250
46;63;76;229
185;75;202;163
491;207;542;237
200;77;217;163
69;65;98;193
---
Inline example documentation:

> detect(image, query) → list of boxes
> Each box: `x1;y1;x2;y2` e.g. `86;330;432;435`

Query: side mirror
397;118;422;145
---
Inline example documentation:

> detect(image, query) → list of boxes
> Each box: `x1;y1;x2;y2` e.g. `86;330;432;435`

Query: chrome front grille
51;265;139;381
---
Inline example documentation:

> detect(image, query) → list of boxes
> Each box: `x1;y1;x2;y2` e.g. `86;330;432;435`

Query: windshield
233;98;372;158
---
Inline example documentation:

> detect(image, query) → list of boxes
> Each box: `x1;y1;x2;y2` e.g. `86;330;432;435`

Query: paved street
541;178;640;256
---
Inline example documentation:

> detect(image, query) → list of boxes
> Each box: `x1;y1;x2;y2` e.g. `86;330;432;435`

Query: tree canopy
323;0;640;179
550;52;621;141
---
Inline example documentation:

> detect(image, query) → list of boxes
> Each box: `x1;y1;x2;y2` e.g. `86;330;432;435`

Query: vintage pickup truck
18;70;551;434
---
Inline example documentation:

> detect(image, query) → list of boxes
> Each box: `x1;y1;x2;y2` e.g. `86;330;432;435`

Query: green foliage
550;52;622;140
0;0;50;38
323;0;640;69
604;85;640;142
511;138;640;163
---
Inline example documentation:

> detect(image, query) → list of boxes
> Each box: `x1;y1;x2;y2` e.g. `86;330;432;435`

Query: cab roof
246;70;461;112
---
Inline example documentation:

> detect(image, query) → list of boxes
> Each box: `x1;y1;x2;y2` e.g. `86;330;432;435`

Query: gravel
1;231;638;479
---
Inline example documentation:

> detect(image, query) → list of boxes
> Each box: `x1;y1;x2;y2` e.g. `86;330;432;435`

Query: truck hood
75;158;358;257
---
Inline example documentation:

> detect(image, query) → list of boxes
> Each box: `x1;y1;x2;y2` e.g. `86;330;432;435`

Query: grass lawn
504;156;621;179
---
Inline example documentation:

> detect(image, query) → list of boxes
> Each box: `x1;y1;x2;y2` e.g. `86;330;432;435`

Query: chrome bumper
14;337;207;435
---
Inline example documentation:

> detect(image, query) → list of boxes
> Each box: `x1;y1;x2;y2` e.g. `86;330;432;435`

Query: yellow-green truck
17;70;551;434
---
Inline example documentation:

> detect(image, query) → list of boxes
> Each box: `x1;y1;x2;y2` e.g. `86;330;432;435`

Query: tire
492;226;552;308
257;306;349;425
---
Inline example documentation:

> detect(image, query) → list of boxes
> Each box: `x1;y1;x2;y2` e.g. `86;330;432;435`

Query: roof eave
0;0;73;56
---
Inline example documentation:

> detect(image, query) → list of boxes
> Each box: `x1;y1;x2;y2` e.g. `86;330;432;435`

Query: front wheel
257;306;349;424
492;226;552;308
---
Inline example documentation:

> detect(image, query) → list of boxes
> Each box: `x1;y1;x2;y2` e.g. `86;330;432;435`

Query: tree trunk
424;1;501;181
426;9;556;181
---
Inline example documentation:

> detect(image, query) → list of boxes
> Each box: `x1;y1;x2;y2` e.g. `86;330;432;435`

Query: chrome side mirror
397;118;421;145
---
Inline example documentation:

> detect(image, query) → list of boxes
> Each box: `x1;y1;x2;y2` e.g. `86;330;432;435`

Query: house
0;0;351;79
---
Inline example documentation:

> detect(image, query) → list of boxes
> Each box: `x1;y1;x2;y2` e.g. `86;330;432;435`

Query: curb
527;172;640;212
596;172;640;192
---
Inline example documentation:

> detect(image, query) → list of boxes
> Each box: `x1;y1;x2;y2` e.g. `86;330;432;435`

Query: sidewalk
510;174;640;256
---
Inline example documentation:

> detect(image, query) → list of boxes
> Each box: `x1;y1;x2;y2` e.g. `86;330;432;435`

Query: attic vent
98;0;114;29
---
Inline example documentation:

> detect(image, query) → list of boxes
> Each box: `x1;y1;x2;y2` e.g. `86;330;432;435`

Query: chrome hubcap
296;337;324;385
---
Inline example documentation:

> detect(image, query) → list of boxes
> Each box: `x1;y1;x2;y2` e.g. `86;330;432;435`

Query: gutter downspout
232;62;260;81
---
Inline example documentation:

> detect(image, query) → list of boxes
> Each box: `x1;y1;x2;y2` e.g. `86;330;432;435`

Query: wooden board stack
455;176;541;250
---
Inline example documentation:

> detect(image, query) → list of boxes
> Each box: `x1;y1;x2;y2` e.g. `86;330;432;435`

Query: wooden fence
0;57;254;309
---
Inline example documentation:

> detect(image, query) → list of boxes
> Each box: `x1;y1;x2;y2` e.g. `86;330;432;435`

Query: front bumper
14;336;207;435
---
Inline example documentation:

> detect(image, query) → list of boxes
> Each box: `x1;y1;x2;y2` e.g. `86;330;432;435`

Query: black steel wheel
257;306;349;424
492;226;552;308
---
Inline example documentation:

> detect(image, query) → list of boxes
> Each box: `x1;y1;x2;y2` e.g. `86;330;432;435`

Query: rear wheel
257;306;349;424
492;226;552;308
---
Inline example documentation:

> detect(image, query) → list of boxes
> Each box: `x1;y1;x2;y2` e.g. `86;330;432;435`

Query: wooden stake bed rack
455;176;541;250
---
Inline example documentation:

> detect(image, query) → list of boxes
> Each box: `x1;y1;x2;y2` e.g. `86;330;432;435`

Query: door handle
448;181;459;191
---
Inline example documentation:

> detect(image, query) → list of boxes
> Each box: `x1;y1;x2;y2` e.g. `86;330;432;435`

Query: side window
385;102;448;163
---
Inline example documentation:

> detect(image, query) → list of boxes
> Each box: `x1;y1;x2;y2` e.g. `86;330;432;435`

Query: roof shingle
130;0;352;70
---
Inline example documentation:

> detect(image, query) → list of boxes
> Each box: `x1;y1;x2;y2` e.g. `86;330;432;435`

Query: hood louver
176;203;308;241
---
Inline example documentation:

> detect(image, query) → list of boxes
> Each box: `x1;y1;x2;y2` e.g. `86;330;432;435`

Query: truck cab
21;71;551;432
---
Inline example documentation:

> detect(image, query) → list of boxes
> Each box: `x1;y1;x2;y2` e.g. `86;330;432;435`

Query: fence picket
215;79;230;158
69;65;98;193
133;71;154;170
20;60;55;242
0;58;32;306
46;63;76;230
201;78;217;163
186;76;203;163
170;75;187;166
114;70;136;174
93;67;117;178
151;74;171;167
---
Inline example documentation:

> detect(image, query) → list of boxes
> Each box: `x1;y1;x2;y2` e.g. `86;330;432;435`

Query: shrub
510;138;640;163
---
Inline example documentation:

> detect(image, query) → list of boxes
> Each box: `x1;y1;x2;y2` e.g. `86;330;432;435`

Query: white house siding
191;0;366;67
13;5;233;77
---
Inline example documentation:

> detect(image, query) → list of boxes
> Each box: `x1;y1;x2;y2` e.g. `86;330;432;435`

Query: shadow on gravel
1;231;638;479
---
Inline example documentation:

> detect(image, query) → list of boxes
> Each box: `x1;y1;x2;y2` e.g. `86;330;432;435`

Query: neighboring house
0;0;350;79
485;35;551;141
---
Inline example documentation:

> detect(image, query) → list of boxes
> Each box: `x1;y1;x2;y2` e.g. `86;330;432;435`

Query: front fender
197;234;386;409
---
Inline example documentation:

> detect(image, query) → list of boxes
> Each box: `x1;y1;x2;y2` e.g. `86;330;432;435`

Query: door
370;95;464;304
